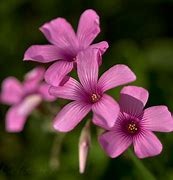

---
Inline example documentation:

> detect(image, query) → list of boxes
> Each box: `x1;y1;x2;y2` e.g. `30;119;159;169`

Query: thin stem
127;149;156;180
49;133;65;171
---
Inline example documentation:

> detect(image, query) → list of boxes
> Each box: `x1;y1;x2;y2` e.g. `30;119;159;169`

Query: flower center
91;93;100;103
127;121;138;134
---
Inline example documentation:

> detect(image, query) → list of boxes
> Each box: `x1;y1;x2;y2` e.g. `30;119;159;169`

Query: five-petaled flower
99;86;173;158
49;48;136;132
0;67;55;132
23;9;109;87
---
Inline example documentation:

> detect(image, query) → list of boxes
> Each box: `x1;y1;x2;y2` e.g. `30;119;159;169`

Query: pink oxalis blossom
1;67;55;132
24;9;109;86
99;86;173;158
49;48;136;132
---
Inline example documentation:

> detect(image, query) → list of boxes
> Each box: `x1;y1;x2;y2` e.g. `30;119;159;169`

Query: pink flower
1;67;55;132
23;9;109;86
49;49;136;132
99;86;173;158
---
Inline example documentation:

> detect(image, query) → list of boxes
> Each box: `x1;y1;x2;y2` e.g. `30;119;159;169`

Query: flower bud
79;120;91;174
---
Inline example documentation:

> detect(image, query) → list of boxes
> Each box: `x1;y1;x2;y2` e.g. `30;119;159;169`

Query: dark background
0;0;173;179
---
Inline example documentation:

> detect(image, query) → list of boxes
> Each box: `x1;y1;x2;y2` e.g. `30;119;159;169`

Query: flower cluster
1;67;55;132
1;9;173;173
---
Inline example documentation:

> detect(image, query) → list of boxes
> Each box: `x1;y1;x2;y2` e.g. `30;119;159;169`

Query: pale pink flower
49;49;136;132
99;86;173;158
24;9;109;86
1;67;55;132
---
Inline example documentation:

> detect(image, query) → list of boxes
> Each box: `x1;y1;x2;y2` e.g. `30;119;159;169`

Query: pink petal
99;131;132;158
40;18;78;51
38;83;56;101
24;66;45;82
119;86;149;116
6;95;42;132
141;106;173;132
92;113;111;130
44;61;73;86
77;9;100;48
6;106;27;132
53;101;91;132
98;65;136;92
24;45;65;63
49;77;84;101
23;67;45;93
1;77;23;105
133;130;162;158
92;94;120;128
90;41;109;55
77;48;99;92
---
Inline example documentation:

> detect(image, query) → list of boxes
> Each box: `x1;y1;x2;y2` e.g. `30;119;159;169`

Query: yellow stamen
91;93;100;103
127;122;138;134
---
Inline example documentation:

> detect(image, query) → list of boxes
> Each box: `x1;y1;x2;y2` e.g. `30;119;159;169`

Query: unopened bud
79;120;91;174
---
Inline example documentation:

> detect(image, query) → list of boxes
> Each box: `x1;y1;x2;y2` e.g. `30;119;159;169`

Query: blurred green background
1;0;173;179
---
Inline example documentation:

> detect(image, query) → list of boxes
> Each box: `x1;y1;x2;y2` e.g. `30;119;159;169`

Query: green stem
127;149;156;180
49;133;65;171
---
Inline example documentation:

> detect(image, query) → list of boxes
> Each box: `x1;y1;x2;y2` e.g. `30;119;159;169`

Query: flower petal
92;94;120;128
24;45;65;63
77;48;99;92
23;67;45;93
49;77;84;101
99;130;132;158
119;86;149;117
133;130;162;158
53;101;91;132
6;106;27;132
44;61;73;86
98;65;136;92
141;106;173;132
38;83;56;101
1;77;23;105
90;41;109;55
77;9;100;48
24;66;45;82
40;18;78;51
6;95;42;132
92;113;111;130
